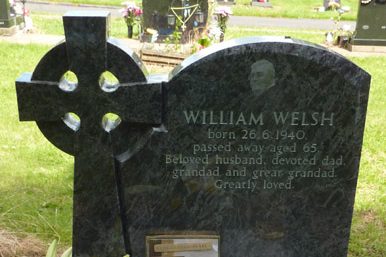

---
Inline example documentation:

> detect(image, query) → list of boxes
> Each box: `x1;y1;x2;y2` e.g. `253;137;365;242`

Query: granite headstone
142;0;208;41
216;0;235;5
323;0;341;9
251;0;273;8
0;0;16;35
16;11;371;257
351;0;386;46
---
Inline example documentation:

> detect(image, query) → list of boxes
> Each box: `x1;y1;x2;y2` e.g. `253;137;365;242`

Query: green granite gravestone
16;11;162;257
142;0;208;41
16;11;371;257
351;0;386;46
0;0;16;35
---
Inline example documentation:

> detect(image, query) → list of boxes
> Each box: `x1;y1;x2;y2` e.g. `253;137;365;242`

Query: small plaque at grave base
146;234;219;257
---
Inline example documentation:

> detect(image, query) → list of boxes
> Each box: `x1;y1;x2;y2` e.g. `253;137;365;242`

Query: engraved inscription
165;110;341;192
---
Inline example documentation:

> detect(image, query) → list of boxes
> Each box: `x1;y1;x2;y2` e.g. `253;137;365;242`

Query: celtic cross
16;11;163;257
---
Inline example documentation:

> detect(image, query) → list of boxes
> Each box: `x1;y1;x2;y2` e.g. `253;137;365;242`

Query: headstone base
0;17;16;28
348;43;386;53
351;38;386;47
251;2;272;8
0;25;17;35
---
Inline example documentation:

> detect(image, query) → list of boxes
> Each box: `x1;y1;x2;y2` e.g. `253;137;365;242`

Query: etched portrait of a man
248;59;276;96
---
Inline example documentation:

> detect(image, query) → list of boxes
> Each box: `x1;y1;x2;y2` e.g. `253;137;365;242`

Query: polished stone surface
16;12;370;257
142;0;208;39
16;11;161;257
352;0;386;46
120;37;370;257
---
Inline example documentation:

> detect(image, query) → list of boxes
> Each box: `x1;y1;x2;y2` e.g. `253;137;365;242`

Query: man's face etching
248;59;275;95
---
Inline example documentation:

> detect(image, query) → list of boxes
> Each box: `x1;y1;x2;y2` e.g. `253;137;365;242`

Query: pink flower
134;8;143;16
214;6;233;17
120;2;143;18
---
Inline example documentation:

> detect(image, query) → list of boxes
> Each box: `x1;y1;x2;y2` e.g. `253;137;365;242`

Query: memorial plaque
16;11;371;257
146;234;219;257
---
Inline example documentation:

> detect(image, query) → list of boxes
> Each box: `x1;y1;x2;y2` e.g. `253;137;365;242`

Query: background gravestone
323;0;341;9
16;12;371;257
216;0;235;5
351;0;386;46
0;0;16;35
142;0;209;42
251;0;272;7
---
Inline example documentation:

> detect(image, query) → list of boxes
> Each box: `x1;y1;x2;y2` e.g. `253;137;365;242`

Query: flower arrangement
120;1;143;26
214;6;232;42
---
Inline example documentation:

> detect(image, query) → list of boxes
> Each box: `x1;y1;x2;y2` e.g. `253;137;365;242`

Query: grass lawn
31;13;326;44
31;0;358;20
234;0;358;20
31;0;141;6
0;20;385;256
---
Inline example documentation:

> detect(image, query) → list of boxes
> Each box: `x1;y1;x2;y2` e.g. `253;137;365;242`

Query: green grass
34;0;359;20
0;25;385;256
233;0;358;20
0;43;73;245
225;26;325;44
347;57;386;257
32;13;326;44
32;0;140;6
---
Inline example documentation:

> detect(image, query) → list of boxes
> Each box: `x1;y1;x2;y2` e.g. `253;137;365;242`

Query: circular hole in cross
62;112;81;131
102;113;122;132
59;71;78;92
99;71;120;92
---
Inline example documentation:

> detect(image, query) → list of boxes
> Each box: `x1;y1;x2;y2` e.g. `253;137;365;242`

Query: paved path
25;1;356;30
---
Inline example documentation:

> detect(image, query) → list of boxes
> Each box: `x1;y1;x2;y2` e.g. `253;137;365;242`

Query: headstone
0;0;16;35
16;11;163;257
323;0;341;9
16;12;371;257
217;0;235;5
351;0;386;47
142;0;209;42
251;0;272;8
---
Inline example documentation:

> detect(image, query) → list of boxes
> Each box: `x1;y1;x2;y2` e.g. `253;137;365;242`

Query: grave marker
216;0;235;5
251;0;272;8
16;11;162;257
0;0;16;35
142;0;208;42
350;0;386;50
16;12;371;257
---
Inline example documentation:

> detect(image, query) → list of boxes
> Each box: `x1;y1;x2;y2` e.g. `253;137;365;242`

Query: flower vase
127;25;133;38
220;33;225;42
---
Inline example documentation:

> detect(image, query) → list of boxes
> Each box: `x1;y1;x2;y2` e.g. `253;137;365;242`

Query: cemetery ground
0;12;385;257
29;0;359;20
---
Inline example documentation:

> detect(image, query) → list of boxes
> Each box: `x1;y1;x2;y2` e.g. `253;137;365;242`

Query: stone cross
16;11;163;257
